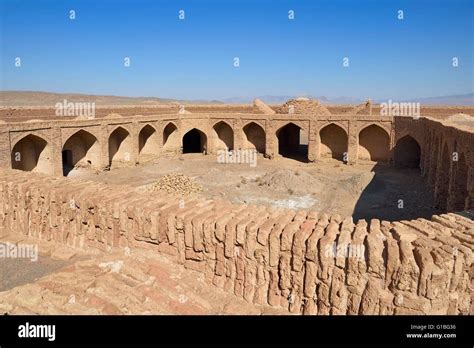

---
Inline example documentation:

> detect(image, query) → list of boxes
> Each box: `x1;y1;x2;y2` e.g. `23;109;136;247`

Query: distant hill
408;93;474;106
2;90;472;107
0;91;222;107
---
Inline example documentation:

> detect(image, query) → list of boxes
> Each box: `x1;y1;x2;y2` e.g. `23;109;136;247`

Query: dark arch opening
394;135;421;168
320;124;348;161
243;122;266;153
183;128;207;154
277;123;308;161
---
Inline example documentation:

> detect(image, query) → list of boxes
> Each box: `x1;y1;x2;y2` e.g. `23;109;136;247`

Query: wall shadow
352;162;440;222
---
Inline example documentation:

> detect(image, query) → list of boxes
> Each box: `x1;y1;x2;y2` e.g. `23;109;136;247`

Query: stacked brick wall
0;169;472;315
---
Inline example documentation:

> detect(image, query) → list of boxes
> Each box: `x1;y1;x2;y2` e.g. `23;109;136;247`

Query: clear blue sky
0;0;472;100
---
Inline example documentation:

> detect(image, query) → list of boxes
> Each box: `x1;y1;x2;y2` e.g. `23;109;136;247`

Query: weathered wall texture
1;169;472;315
394;117;474;212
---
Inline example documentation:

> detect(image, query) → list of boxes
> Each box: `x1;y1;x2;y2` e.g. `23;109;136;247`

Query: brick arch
394;135;421;168
62;129;101;175
162;120;178;130
11;130;53;149
182;127;209;153
357;124;390;162
394;129;424;150
317;121;348;136
319;123;348;161
138;123;157;133
242;120;265;130
212;120;234;151
11;133;54;175
138;123;159;159
242;121;266;153
108;124;133;137
180;125;210;138
358;122;390;138
108;126;133;166
182;128;208;154
276;122;308;161
162;121;180;152
61;127;101;147
275;120;308;135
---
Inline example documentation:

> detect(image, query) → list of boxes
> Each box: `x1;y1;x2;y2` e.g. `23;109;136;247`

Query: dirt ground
73;153;439;222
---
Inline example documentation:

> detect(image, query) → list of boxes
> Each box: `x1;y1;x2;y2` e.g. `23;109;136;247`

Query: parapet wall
1;169;472;315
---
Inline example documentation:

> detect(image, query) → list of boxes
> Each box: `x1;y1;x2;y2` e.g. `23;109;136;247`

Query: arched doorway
276;123;308;161
243;122;266;153
182;128;207;154
108;127;133;166
319;124;348;161
138;125;159;160
358;125;390;162
163;122;179;152
213;121;234;151
11;134;53;174
394;135;421;168
62;130;100;176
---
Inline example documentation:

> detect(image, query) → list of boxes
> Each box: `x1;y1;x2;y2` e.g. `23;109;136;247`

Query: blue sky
0;0;472;100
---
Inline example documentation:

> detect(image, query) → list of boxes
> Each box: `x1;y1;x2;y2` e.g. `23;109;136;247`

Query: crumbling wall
275;98;332;116
0;169;472;315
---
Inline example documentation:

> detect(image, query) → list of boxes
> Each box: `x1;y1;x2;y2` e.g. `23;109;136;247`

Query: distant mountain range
1;91;472;107
403;93;474;106
220;93;474;106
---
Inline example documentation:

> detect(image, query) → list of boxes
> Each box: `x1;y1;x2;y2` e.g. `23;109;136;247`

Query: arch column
234;119;245;150
265;122;276;159
308;120;318;162
51;126;63;176
99;124;110;169
347;120;358;165
206;127;218;155
130;122;140;164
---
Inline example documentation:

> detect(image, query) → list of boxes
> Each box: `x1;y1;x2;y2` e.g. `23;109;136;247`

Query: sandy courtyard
71;153;439;222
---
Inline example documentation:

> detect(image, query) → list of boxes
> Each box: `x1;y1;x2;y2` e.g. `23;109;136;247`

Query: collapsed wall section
0;169;472;315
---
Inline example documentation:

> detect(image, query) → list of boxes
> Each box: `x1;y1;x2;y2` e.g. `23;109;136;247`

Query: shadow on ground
352;163;440;222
